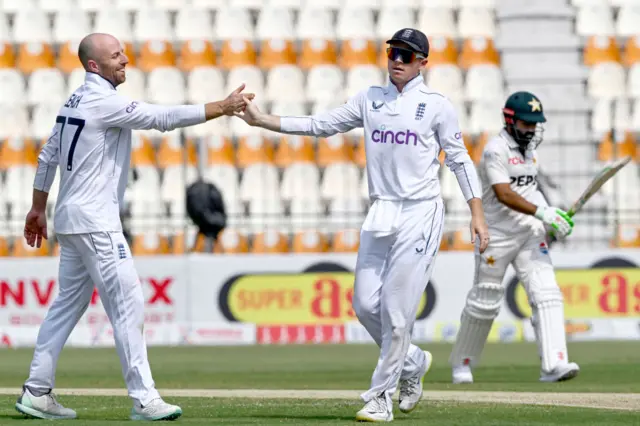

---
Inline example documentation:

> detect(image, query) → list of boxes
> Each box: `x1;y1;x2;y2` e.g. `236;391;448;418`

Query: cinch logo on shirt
508;157;526;165
371;128;418;146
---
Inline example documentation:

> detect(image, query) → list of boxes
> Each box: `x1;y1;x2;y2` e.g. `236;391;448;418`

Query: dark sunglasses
386;47;425;64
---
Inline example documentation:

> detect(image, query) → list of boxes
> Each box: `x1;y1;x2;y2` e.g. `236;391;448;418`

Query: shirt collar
383;73;424;95
84;72;117;91
500;128;520;149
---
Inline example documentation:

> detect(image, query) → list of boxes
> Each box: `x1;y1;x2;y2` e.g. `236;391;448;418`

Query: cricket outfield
0;342;638;424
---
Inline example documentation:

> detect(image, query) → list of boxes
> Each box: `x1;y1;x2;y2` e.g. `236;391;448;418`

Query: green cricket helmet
502;91;546;149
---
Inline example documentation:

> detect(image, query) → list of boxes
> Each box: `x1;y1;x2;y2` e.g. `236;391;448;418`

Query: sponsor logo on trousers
371;129;418;146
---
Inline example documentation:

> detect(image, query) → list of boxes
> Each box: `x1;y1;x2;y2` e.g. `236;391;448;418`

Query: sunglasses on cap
386;47;425;64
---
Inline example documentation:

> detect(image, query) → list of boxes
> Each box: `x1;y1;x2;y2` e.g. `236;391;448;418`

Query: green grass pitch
0;342;638;424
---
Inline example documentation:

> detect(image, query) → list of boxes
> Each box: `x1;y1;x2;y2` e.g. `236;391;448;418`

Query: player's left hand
24;208;48;248
470;215;490;253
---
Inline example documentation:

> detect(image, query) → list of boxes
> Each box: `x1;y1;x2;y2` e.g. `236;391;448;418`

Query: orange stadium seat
613;226;640;248
138;41;176;73
0;138;38;169
353;135;366;168
251;230;289;254
623;36;640;67
131;233;170;255
598;131;637;162
439;231;451;251
292;230;328;253
459;37;500;70
131;134;157;167
11;239;50;257
205;135;235;166
274;135;315;167
157;136;197;168
425;37;458;67
0;237;9;256
583;36;621;66
53;242;60;257
0;44;15;68
236;135;275;168
259;39;297;69
16;43;55;74
178;40;217;71
451;230;475;251
339;39;377;69
57;41;83;74
219;40;257;70
214;229;250;254
172;232;208;254
299;39;338;69
331;229;360;252
471;133;490;163
317;135;354;167
123;43;137;67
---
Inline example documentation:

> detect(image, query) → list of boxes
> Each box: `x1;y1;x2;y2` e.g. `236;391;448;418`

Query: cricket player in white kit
449;92;580;384
18;33;254;421
235;28;490;423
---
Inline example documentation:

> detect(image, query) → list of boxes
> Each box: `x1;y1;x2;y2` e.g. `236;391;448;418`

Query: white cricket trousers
25;231;160;405
354;198;444;403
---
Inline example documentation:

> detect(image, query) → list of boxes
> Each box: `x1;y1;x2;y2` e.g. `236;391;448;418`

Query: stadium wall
1;249;640;347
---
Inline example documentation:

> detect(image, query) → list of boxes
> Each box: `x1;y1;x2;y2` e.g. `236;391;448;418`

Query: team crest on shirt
371;100;384;112
118;243;127;259
415;102;426;120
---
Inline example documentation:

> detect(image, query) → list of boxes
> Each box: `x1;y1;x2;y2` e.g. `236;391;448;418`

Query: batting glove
535;206;574;239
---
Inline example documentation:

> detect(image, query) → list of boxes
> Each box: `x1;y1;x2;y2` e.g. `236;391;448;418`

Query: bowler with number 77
17;32;254;421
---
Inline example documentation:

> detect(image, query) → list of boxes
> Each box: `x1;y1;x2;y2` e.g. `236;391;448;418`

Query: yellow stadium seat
317;135;353;167
623;36;640;67
0;137;38;169
236;135;275;168
131;233;170;255
16;42;55;74
214;229;250;254
206;136;235;166
57;41;83;74
331;229;360;252
598;131;637;162
131;134;156;167
251;230;289;254
339;39;377;69
459;37;500;70
0;43;16;68
259;39;297;69
426;36;458;67
157;137;197;168
138;41;176;72
292;230;328;253
299;39;338;69
12;239;50;257
219;40;257;70
274;135;315;168
178;40;216;71
584;36;621;66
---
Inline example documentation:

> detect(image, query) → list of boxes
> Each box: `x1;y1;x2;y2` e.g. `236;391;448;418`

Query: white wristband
534;206;546;221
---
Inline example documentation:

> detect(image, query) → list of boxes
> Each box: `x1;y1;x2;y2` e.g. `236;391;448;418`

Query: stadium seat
138;41;176;72
297;7;338;68
281;162;321;201
0;105;29;139
186;115;230;139
53;10;90;45
130;132;156;167
256;7;297;69
426;36;458;66
269;101;307;117
459;0;495;6
30;104;61;140
213;228;250;254
146;67;186;104
290;196;324;231
464;64;504;104
321;163;361;201
203;164;241;201
191;0;227;10
331;228;360;252
305;65;344;103
629;64;640;99
251;230;289;253
115;0;153;10
11;238;50;257
240;163;280;202
157;135;197;168
0;137;37;169
178;40;217;71
131;232;170;256
78;0;114;11
153;0;188;10
591;98;614;138
376;8;416;40
247;197;286;233
134;9;175;43
345;65;384;98
236;135;275;168
292;230;328;252
0;19;15;67
0;69;26;105
161;165;199;208
469;101;505;136
587;62;626;100
328;198;364;231
613;98;632;133
426;64;464;102
616;6;640;37
0;234;8;257
317;135;354;167
16;43;55;74
12;9;50;43
94;10;134;45
458;7;496;38
417;8;457;38
353;135;366;168
336;8;376;68
58;41;83;74
275;135;315;168
597;131;637;162
576;5;615;37
175;8;213;42
450;229;475;251
623;36;640;67
216;7;257;69
186;66;225;104
205;135;235;166
117;67;146;100
583;36;621;66
27;68;66;106
3;0;37;12
265;65;305;102
226;66;264;100
459;37;500;69
5;166;34;217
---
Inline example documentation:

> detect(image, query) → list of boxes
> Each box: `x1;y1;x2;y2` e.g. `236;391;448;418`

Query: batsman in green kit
449;92;580;384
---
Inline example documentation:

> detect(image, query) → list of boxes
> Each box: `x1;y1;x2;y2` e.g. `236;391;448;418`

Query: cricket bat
566;156;632;217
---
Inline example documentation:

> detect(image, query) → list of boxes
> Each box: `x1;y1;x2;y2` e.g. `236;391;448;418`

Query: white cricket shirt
33;72;206;234
280;75;481;205
479;129;547;235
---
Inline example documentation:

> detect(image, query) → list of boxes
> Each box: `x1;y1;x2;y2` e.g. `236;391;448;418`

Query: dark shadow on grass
1;413;35;420
217;414;358;421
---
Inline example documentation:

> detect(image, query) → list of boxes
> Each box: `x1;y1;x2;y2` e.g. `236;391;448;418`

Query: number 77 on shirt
567;156;632;217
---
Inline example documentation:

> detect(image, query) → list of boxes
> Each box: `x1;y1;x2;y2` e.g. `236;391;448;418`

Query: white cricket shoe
539;362;580;383
452;365;474;384
398;350;433;413
15;387;77;420
355;393;393;422
130;398;183;421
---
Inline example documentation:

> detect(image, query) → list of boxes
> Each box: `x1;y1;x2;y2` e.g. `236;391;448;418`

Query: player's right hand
233;96;263;127
24;208;48;248
222;84;255;116
534;206;574;239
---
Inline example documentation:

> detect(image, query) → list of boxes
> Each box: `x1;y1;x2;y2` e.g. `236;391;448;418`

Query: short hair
77;34;96;70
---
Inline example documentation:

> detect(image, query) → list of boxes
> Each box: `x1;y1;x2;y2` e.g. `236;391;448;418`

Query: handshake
534;206;574;240
218;83;264;127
